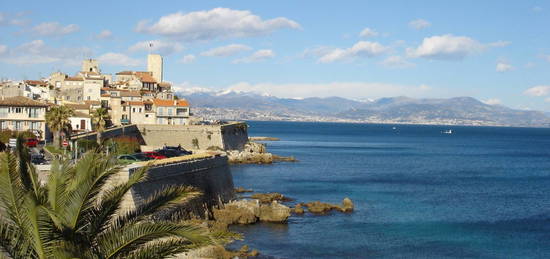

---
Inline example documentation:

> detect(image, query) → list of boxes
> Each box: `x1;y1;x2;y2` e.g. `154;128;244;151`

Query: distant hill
177;90;550;127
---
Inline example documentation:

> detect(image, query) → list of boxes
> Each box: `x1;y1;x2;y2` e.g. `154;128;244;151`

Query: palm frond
97;222;211;259
0;152;27;229
86;166;148;238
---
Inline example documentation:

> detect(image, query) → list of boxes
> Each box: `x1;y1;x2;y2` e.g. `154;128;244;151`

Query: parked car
30;154;48;165
25;138;39;148
161;146;192;155
143;151;167;160
117;153;153;163
154;148;191;158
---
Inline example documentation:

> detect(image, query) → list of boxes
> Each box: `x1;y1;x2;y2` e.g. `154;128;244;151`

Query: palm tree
91;107;110;145
0;138;221;258
45;105;74;148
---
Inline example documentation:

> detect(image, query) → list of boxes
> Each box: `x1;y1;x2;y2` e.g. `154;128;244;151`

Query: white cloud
224;81;432;99
136;8;300;41
0;12;29;26
0;45;7;56
540;54;550;63
409;19;431;30
359;28;378;38
406;34;486;60
128;40;184;55
533;6;543;12
31;22;79;36
0;40;90;65
487;41;511;47
97;52;142;67
483;98;502;105
233;49;275;64
496;61;513;72
318;41;389;63
201;44;252;57
381;55;416;68
523;86;550;97
96;29;113;39
179;54;196;64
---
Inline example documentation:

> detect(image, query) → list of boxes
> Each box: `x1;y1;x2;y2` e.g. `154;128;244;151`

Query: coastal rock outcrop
250;192;292;203
259;201;291;222
227;141;297;164
292;203;305;214
213;200;260;225
302;198;355;214
235;187;253;193
212;199;291;225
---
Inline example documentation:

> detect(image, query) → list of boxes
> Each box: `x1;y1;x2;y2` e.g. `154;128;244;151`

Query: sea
227;121;550;259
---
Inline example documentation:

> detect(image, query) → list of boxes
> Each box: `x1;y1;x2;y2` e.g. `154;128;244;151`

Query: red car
143;152;167;160
25;138;39;148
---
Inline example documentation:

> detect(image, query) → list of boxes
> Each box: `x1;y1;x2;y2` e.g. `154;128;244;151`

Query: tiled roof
120;91;141;97
0;96;49;107
24;80;48;86
158;82;171;87
135;72;156;83
152;98;189;107
65;77;84;81
116;71;134;75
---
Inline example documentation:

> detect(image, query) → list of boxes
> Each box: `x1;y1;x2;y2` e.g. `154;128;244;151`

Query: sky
1;0;550;111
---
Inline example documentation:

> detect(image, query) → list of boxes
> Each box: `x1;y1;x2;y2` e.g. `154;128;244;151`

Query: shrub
106;136;141;155
192;138;199;149
77;139;99;152
17;130;37;139
0;130;13;143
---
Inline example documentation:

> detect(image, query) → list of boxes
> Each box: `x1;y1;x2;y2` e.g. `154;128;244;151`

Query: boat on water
442;129;453;134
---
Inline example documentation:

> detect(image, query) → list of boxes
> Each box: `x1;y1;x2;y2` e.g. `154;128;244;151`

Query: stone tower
82;59;100;73
147;54;163;83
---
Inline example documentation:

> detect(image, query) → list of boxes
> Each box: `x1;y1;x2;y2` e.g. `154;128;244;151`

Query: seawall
115;154;235;218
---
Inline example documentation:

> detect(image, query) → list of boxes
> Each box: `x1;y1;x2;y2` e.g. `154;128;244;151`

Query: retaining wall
137;122;248;151
116;155;235;218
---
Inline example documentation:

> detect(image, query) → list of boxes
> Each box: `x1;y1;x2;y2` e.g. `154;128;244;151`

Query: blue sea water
228;121;550;259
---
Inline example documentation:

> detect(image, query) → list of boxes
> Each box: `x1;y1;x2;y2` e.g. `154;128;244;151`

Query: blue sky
1;0;550;111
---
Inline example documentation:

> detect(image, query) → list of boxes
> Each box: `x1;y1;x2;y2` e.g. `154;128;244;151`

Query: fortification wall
137;122;248;151
117;155;234;218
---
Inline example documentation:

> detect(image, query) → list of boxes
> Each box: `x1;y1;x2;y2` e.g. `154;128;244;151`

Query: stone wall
117;155;235;218
137;122;248;151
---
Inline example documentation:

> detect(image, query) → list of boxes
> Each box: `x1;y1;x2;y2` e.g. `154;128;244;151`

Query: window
15;121;22;131
139;108;142;113
123;106;126;112
0;107;7;117
14;107;22;113
167;108;173;116
87;96;91;100
158;107;164;115
29;108;39;118
132;108;136;113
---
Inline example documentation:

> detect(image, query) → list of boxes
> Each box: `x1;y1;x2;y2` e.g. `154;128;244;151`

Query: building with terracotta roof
0;96;49;139
152;99;190;125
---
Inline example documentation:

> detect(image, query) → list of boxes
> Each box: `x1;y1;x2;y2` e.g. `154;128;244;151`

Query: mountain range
176;89;550;127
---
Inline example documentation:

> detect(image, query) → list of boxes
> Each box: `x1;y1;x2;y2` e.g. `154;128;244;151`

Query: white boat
443;129;453;134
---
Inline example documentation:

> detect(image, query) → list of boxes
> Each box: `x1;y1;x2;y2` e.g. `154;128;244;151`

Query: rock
177;245;233;259
250;192;292;203
272;155;299;162
249;249;260;256
212;200;260;225
341;197;354;212
249;136;280;141
239;245;249;253
259;201;291;223
292;203;305;214
227;142;275;164
235;187;253;193
304;201;340;214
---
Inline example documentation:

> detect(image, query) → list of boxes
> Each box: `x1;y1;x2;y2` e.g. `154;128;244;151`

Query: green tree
0;139;219;258
91;107;110;145
45;105;74;148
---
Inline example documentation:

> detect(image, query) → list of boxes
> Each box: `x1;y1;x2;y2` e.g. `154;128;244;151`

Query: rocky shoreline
226;141;297;164
179;188;354;258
